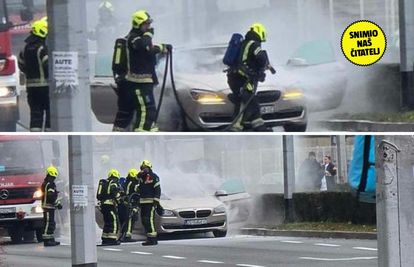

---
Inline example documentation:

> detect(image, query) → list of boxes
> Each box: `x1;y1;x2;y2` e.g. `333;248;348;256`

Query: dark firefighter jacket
238;31;269;77
18;34;49;87
125;28;163;84
102;177;122;206
125;175;139;197
41;175;60;210
137;170;161;205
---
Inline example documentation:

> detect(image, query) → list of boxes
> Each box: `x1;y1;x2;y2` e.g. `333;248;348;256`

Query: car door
285;40;347;111
216;179;252;223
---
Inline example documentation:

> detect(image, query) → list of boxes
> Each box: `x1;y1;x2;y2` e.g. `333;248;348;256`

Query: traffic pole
47;0;92;131
68;136;97;267
283;136;295;223
336;135;348;184
398;0;414;109
376;136;414;267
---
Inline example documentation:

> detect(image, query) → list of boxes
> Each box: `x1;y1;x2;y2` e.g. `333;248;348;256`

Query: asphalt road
2;235;378;267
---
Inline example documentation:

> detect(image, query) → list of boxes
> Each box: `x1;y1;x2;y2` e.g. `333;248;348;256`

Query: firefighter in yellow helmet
41;165;62;246
120;168;140;242
137;160;161;246
226;23;273;132
97;169;122;246
18;19;51;132
112;10;172;132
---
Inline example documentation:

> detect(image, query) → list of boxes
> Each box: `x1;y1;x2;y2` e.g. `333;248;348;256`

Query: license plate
260;105;275;114
184;219;208;226
0;207;16;214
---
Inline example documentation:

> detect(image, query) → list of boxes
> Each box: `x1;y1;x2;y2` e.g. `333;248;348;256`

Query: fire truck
0;0;43;131
0;135;60;243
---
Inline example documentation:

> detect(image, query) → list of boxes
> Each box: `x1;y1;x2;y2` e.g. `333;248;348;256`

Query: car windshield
0;140;45;175
172;46;227;74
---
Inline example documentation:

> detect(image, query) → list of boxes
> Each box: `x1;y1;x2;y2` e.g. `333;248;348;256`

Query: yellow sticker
341;20;387;66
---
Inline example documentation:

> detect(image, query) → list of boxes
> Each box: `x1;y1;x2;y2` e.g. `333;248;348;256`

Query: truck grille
257;90;281;104
196;210;211;218
3;188;37;200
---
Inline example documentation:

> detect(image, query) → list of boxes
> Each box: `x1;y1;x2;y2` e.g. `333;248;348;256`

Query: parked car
95;179;252;238
91;40;346;132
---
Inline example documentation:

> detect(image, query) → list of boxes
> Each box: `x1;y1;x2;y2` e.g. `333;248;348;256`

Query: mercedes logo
0;189;9;200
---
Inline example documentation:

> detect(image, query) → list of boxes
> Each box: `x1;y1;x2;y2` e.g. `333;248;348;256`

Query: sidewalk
240;227;377;240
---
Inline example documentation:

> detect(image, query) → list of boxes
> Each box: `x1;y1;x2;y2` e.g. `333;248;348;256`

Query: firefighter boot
44;239;60;247
101;238;121;246
121;236;138;243
142;237;158;246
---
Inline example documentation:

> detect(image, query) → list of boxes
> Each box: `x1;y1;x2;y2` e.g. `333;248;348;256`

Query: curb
240;228;377;240
315;120;414;132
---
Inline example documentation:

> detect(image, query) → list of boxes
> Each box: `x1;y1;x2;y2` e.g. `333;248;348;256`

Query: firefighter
18;19;50;132
120;168;140;242
227;23;273;132
99;169;122;246
41;165;62;247
112;10;172;132
137;160;161;246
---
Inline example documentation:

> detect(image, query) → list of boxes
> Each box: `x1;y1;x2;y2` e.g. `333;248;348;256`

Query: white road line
353;247;378;251
197;260;225;264
131;251;153;255
162;255;186;260
60;243;70;246
102;248;123;252
236;264;267;267
314;243;341;247
299;256;378;261
281;240;304;244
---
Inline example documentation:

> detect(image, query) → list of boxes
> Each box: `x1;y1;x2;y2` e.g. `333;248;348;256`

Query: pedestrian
137;160;161;246
112;10;172;132
41;165;62;247
321;155;337;191
298;151;323;191
18;19;50;132
97;169;122;246
120;168;140;242
226;23;273;132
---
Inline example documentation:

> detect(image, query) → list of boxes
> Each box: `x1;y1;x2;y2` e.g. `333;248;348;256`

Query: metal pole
283;136;295;223
376;136;414;267
47;0;92;131
336;135;348;184
69;136;97;267
360;0;365;20
399;0;414;109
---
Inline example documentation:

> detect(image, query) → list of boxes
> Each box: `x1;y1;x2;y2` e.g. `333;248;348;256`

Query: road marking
131;251;153;255
236;264;267;267
198;260;225;264
353;247;378;251
102;248;123;252
121;242;141;245
60;243;70;246
300;256;378;261
314;243;341;247
281;240;304;244
162;255;186;260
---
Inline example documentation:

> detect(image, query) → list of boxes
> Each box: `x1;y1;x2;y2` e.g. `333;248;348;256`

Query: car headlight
283;89;303;100
0;86;17;98
162;209;175;217
190;89;226;104
33;189;43;200
213;205;226;214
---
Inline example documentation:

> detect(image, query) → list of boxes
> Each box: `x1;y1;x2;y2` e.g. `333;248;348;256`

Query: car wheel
213;230;227;238
23;230;35;241
283;123;307;132
8;225;24;243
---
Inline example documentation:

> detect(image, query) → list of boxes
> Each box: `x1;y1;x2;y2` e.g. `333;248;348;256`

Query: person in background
298;151;323;191
321;155;337;191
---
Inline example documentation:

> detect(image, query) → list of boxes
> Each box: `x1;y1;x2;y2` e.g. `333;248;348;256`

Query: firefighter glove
165;44;173;52
57;204;63;210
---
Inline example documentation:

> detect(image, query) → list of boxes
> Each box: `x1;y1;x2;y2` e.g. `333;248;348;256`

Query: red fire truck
0;0;44;131
0;135;60;243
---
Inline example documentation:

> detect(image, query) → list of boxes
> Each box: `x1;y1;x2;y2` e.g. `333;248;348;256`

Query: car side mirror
215;190;228;197
287;58;307;66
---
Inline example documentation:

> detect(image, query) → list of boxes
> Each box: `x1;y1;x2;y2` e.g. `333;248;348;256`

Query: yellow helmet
128;168;139;178
99;1;114;12
140;160;152;169
46;165;58;177
100;155;110;164
108;169;120;179
131;10;152;29
250;23;267;42
41;16;47;22
32;19;48;38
